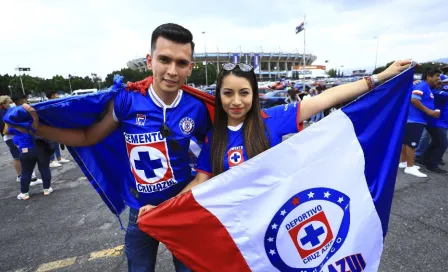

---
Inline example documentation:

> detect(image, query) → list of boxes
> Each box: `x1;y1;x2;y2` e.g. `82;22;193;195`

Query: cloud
0;0;446;79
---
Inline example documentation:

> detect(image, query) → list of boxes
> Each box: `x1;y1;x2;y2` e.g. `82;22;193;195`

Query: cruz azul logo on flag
264;187;350;271
124;132;177;193
227;146;244;168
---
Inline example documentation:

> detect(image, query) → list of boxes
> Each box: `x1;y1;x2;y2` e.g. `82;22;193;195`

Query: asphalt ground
0;136;447;272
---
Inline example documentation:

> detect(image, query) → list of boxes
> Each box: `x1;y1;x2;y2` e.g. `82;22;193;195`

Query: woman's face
220;74;253;125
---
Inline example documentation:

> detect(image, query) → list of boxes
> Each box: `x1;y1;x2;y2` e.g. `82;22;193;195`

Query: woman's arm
179;172;211;194
299;60;412;122
138;172;211;216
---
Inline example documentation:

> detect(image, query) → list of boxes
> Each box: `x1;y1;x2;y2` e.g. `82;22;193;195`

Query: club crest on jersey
264;187;350;271
179;117;195;135
124;132;177;194
227;146;244;167
136;114;146;126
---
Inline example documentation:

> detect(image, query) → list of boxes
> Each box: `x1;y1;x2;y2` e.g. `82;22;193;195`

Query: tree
327;69;337;78
105;68;152;87
188;62;218;85
372;61;393;75
373;61;446;75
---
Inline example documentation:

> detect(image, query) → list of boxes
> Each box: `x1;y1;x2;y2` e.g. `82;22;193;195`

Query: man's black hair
151;23;195;55
422;67;442;81
11;93;26;104
46;90;58;99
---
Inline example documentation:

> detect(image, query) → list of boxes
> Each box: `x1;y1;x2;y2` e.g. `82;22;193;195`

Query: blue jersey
196;102;301;175
8;127;34;151
430;88;448;128
407;81;434;124
113;86;211;209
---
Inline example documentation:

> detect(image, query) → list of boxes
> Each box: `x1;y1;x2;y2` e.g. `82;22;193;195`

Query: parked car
204;86;216;96
270;82;284;90
259;90;288;108
258;87;272;97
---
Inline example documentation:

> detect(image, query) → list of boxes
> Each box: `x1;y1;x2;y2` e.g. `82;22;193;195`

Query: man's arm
411;98;440;118
28;100;119;147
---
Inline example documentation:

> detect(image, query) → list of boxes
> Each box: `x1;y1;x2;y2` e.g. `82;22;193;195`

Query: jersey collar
148;84;183;109
228;123;243;131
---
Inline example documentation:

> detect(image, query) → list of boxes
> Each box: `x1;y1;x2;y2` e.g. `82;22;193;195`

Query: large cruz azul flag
137;65;416;272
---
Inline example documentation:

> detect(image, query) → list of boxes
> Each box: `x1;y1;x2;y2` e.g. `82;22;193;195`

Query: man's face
16;99;27;106
146;37;193;94
428;73;441;88
51;93;59;99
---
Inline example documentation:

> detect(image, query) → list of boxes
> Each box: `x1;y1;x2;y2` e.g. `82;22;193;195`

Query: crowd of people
400;69;448;177
0;92;70;200
1;22;445;271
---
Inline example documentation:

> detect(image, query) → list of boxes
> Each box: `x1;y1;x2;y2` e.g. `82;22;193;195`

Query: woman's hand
138;204;156;217
377;59;413;82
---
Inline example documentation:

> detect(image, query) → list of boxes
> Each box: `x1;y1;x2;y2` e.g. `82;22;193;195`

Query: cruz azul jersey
113;85;211;209
431;88;448;128
196;102;302;175
407;81;434;124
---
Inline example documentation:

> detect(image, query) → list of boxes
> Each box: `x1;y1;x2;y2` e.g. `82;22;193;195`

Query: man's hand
9;104;39;134
427;109;440;118
138;204;156;217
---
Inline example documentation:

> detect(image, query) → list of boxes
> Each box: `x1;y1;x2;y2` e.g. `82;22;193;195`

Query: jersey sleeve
112;89;133;122
433;90;448;102
262;102;302;137
411;83;425;100
194;102;212;143
195;130;213;176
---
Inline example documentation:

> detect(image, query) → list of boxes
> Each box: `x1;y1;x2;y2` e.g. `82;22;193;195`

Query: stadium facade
127;52;319;80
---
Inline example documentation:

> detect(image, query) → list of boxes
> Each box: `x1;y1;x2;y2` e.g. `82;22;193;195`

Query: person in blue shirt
399;67;441;177
415;75;448;172
16;23;210;272
167;59;411;195
9;94;53;200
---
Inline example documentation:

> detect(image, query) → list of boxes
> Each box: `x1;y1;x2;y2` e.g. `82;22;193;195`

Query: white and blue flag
138;66;416;272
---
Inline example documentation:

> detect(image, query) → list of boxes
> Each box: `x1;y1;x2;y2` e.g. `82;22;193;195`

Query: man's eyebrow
222;88;250;91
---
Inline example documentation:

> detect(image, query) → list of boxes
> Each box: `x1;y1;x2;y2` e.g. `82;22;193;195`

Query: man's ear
187;62;194;77
146;54;153;70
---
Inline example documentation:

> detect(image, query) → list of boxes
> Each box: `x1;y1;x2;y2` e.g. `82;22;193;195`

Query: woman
9;94;54;200
139;59;411;214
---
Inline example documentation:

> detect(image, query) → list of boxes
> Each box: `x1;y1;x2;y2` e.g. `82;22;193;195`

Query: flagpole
303;14;306;93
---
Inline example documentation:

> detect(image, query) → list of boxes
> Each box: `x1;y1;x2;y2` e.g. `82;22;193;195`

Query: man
1;95;39;183
399;67;441;177
285;87;301;104
415;75;448;172
19;23;211;272
45;90;70;168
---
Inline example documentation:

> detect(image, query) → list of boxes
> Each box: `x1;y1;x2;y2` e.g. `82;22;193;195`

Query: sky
1;0;447;79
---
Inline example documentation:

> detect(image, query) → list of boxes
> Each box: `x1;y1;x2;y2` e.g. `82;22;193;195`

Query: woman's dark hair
151;23;195;56
211;66;271;176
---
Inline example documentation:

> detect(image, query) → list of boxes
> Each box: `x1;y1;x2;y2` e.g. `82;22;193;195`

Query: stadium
126;52;322;80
